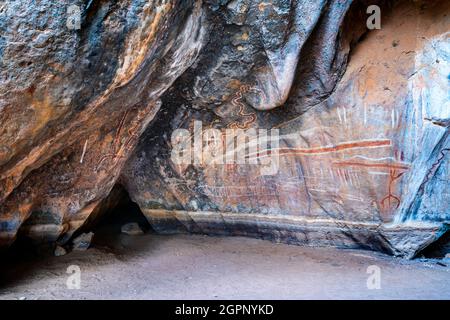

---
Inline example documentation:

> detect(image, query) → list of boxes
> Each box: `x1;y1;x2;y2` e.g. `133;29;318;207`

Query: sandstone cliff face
0;0;449;258
0;0;205;246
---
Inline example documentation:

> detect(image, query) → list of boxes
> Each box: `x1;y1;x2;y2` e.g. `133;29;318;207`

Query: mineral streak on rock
0;0;206;247
0;0;449;258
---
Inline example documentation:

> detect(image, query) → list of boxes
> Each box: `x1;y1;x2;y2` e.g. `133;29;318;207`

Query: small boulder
443;253;450;263
72;232;94;251
121;222;144;236
54;245;67;257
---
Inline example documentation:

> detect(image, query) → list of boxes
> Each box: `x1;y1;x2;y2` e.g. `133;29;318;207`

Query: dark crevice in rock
91;185;152;235
72;184;152;240
418;229;450;259
82;0;107;22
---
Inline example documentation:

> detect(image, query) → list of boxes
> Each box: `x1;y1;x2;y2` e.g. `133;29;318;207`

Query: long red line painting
277;139;392;156
246;137;410;212
247;139;392;160
332;160;410;171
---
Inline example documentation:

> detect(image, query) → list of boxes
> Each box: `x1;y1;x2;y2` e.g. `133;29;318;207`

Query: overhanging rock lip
379;221;450;259
141;209;386;251
141;209;449;258
142;209;381;228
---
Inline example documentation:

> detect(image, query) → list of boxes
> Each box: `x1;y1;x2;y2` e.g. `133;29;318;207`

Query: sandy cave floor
1;213;450;300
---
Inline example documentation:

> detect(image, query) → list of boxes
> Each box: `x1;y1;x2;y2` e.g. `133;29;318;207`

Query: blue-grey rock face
397;33;450;224
0;0;448;258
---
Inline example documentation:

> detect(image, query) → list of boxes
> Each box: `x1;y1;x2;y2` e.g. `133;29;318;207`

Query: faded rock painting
0;0;449;258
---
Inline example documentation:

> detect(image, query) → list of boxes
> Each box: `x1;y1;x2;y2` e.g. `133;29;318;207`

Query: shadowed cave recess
0;0;449;261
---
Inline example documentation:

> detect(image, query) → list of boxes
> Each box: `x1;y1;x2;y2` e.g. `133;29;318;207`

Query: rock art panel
0;0;448;259
122;0;450;258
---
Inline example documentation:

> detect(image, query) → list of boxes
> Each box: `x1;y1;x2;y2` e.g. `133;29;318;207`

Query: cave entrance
77;185;153;248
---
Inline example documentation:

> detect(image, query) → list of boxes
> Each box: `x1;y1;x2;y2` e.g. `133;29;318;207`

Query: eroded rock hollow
0;0;449;258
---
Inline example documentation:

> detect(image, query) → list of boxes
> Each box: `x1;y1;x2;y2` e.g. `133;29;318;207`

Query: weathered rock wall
0;0;205;246
121;0;450;258
0;0;448;258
